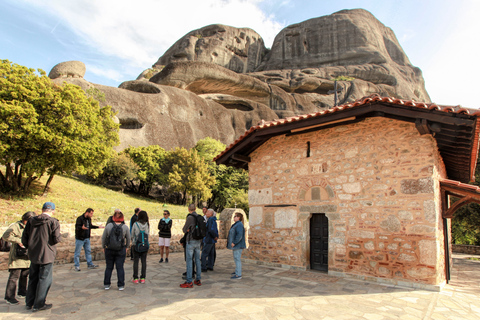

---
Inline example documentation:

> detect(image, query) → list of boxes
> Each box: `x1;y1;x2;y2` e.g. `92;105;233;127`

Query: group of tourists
178;204;246;288
2;202;60;311
2;201;246;312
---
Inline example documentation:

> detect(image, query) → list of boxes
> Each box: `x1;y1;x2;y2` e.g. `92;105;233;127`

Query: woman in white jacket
131;211;150;283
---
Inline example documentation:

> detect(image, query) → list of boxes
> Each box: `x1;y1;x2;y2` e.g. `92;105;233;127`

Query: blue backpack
134;222;150;253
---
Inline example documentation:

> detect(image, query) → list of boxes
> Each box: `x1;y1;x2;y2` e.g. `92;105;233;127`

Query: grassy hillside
0;174;188;226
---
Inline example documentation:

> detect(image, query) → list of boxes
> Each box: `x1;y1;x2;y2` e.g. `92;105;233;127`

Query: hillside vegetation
0;174;188;226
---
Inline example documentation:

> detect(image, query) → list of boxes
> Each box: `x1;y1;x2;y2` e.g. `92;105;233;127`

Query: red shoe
194;280;202;286
180;281;193;288
133;279;139;284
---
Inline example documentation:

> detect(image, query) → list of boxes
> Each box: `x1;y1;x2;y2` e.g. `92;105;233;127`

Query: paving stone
1;252;480;319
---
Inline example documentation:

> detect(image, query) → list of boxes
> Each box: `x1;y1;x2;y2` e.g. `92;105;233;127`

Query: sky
1;0;479;108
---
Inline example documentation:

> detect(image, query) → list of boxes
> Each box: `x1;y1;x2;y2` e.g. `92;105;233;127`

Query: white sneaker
118;286;125;291
104;285;111;290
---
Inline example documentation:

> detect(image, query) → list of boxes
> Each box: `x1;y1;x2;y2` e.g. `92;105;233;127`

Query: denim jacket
227;221;246;250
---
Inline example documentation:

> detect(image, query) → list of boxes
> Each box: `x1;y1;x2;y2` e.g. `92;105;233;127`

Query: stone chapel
215;94;480;290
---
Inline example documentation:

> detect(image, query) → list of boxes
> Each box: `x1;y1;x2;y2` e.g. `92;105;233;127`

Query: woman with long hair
131;210;150;284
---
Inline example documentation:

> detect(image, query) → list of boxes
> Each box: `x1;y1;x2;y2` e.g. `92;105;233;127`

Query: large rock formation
252;9;429;104
50;75;277;151
49;9;431;151
138;24;266;79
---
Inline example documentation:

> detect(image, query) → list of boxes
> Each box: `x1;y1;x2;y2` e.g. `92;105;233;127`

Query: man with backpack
101;211;130;291
180;204;206;288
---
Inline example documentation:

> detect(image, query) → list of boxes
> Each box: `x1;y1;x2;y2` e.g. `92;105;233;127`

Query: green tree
194;137;226;162
166;147;214;205
93;153;140;191
122;145;167;196
0;60;119;193
193;137;249;211
226;189;249;217
451;157;480;245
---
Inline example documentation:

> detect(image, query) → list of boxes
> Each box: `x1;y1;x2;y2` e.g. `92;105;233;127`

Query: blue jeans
201;243;215;270
74;238;93;267
186;239;201;283
104;248;126;287
26;263;53;309
233;249;243;276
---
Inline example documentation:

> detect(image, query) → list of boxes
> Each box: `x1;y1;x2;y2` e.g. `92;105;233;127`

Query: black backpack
189;214;207;240
0;238;11;252
134;222;150;253
107;223;124;250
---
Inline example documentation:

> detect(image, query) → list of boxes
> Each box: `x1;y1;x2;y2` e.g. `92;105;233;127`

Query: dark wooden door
310;213;328;271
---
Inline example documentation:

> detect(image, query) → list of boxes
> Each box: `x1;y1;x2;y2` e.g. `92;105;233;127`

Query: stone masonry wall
0;218;228;270
246;117;447;287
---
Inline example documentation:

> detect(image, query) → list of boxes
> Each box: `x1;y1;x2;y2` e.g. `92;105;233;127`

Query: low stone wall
452;244;480;255
0;218;229;270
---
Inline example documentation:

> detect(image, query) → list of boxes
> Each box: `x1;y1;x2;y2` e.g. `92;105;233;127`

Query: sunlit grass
0;174;188;226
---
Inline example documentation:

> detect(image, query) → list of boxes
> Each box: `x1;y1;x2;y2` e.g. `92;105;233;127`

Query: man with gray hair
201;209;218;272
180;204;202;288
22;202;61;312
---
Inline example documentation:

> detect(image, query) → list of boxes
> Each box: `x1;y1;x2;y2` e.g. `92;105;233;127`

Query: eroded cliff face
142;24;266;77
50;9;430;150
252;9;429;106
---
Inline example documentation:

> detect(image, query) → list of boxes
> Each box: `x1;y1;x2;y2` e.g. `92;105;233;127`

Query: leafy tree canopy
193;137;248;211
194;137;226;162
122;145;167;195
167;147;215;204
0;60;119;193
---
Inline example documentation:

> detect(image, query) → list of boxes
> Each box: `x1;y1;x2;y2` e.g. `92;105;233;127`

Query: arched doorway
310;213;328;271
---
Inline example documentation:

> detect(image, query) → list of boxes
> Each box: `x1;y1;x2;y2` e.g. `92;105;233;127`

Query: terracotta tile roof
215;94;480;183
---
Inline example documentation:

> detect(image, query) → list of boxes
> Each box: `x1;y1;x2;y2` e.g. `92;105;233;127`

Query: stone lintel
299;205;337;213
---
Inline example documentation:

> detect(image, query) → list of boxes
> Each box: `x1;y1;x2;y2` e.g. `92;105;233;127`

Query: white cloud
422;1;480;108
88;65;124;83
23;0;285;69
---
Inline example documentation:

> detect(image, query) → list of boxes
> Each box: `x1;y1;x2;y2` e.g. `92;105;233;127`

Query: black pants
133;250;147;279
26;263;53;309
104;248;126;287
5;268;29;301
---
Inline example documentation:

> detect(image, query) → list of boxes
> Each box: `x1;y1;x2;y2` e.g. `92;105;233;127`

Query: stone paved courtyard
0;251;479;319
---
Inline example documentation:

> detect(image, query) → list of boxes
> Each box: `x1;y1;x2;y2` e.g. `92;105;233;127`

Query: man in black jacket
22;202;61;312
74;208;104;271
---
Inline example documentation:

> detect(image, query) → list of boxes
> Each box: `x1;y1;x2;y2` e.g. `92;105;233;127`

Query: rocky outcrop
138;24;266;80
255;9;429;103
150;61;297;118
48;61;86;79
49;9;431;151
52;77;278;151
